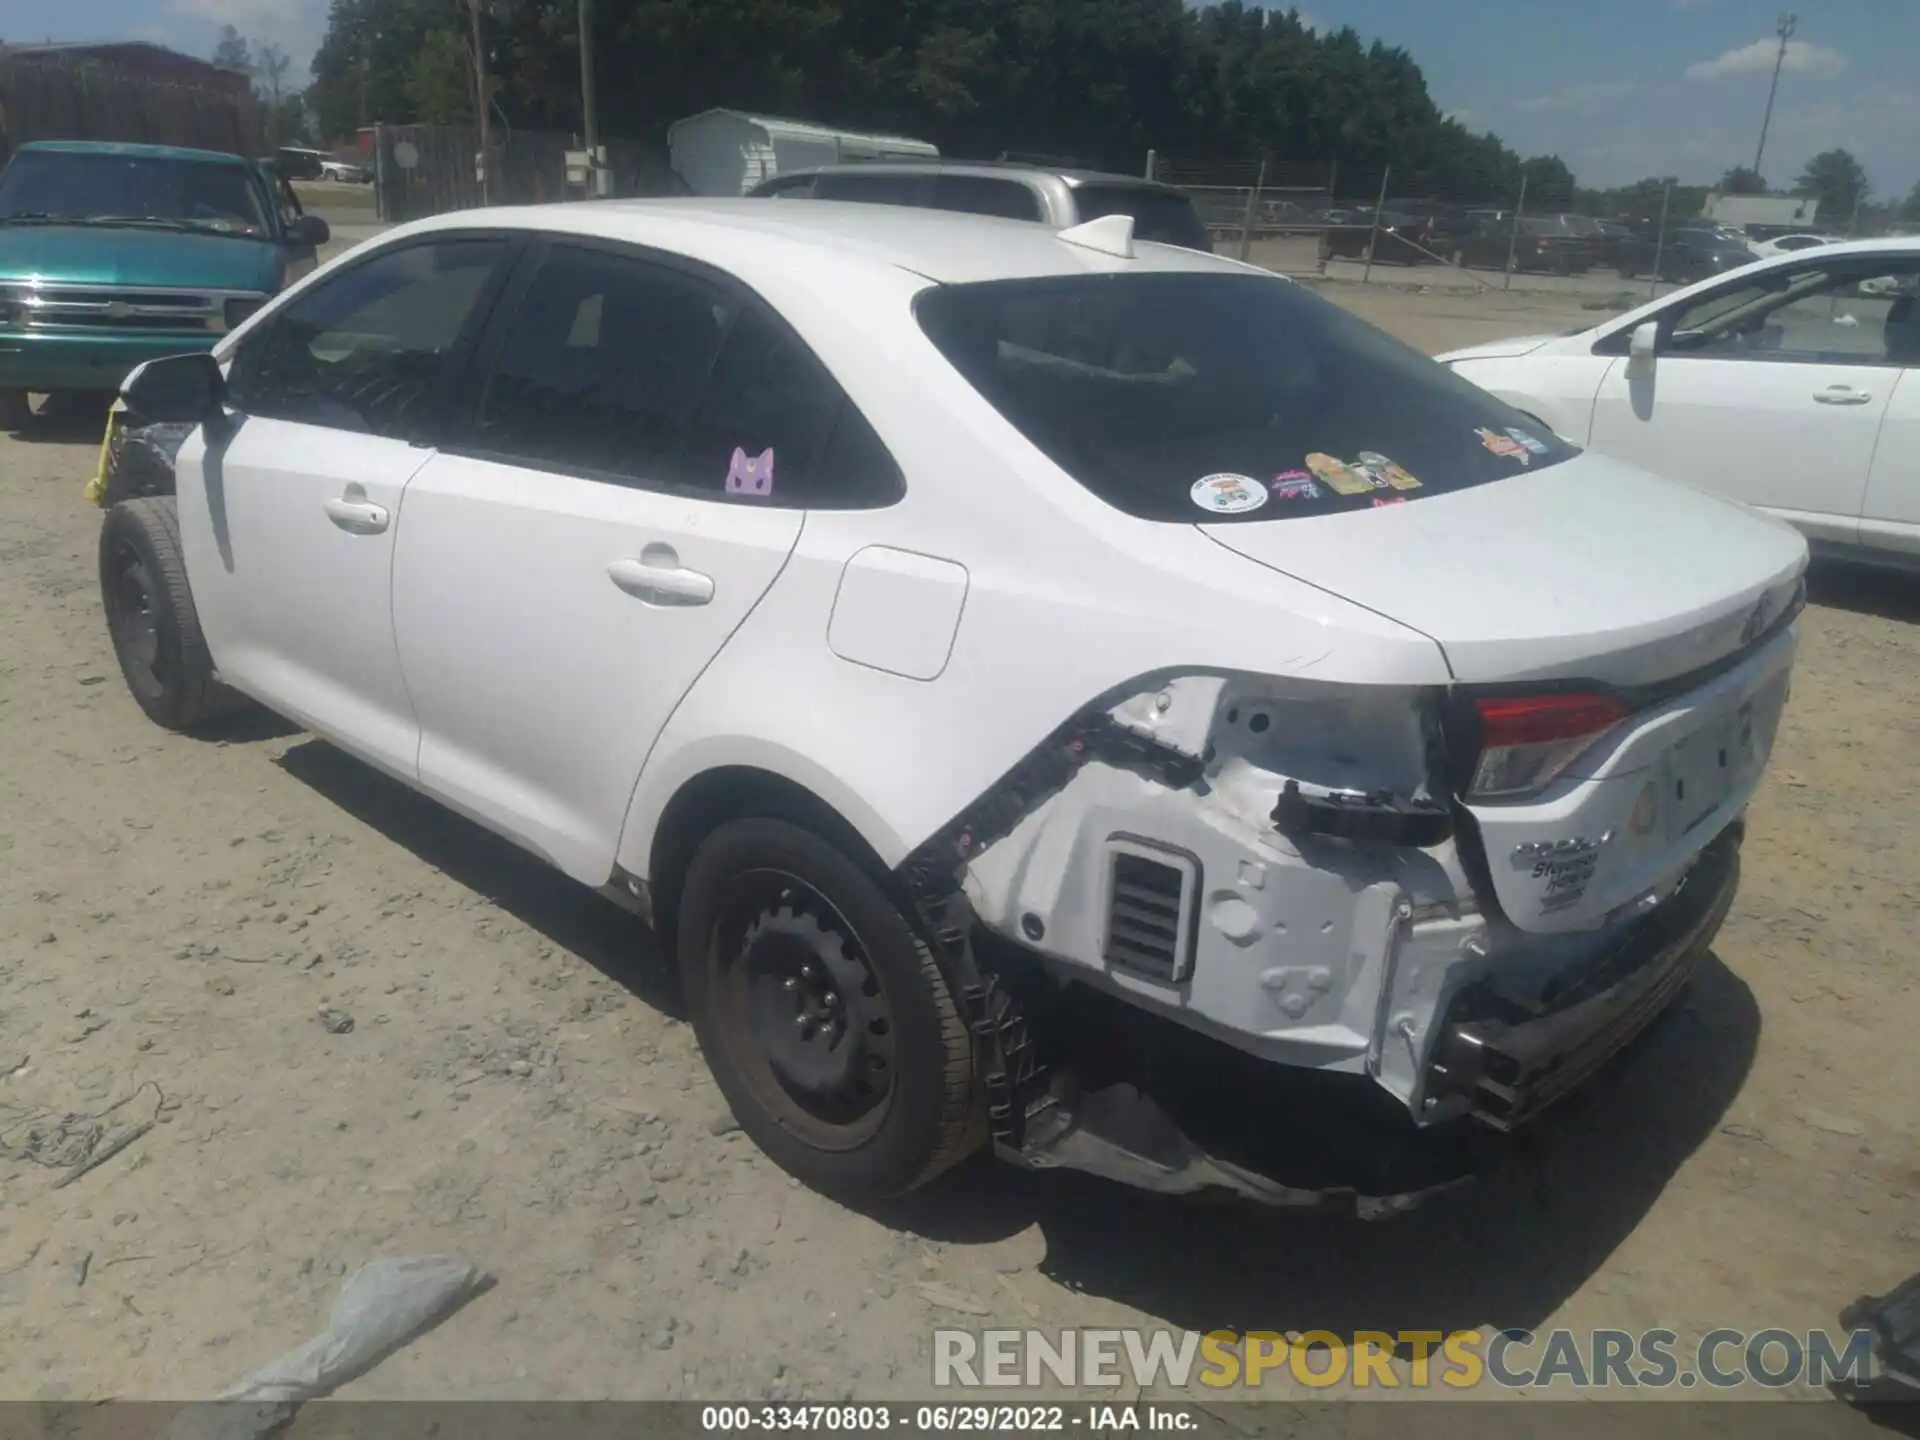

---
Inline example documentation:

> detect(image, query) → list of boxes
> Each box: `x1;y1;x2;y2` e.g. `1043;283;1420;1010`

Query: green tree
1519;154;1575;209
1901;180;1920;224
407;27;474;124
1796;148;1871;224
1718;165;1766;195
212;24;253;77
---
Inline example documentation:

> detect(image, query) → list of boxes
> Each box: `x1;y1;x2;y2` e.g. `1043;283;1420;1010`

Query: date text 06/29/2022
701;1405;1195;1432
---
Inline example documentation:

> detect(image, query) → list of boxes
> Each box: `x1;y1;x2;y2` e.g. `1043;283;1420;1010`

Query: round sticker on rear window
1190;473;1268;515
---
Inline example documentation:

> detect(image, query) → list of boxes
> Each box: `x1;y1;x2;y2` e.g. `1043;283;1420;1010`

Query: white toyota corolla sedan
1439;237;1919;570
96;199;1807;1213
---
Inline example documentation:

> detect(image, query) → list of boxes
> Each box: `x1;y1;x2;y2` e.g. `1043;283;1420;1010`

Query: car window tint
927;175;1043;222
229;238;506;440
916;272;1576;524
471;244;732;481
1669;260;1920;364
1070;185;1212;252
762;176;817;199
680;302;902;507
812;173;924;206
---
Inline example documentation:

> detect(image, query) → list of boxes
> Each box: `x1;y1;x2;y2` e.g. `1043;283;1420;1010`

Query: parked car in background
1439;237;1920;570
1455;214;1595;274
273;146;326;181
1318;208;1436;264
93;197;1805;1212
0;140;329;429
321;158;372;184
1610;226;1759;283
747;160;1213;252
1751;232;1842;259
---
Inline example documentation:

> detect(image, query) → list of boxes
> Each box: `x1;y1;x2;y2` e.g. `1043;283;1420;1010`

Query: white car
95;200;1806;1213
1439;237;1920;569
1749;232;1841;259
319;159;372;184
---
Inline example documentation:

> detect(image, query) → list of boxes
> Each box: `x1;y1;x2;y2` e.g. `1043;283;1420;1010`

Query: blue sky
4;0;1913;199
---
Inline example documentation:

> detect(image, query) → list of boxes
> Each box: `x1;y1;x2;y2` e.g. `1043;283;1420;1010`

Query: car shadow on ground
273;736;682;1019
5;393;113;444
274;730;1757;1342
1808;559;1920;626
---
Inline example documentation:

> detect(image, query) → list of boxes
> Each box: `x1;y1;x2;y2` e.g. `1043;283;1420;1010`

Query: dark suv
746;161;1214;253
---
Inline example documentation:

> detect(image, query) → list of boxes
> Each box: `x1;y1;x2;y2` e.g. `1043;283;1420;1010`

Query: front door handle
323;496;390;534
1813;385;1873;406
608;555;714;606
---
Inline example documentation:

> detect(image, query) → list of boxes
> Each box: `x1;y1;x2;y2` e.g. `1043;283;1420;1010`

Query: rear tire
677;817;982;1203
98;496;243;731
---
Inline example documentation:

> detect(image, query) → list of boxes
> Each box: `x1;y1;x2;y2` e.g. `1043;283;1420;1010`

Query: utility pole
579;0;604;195
468;0;491;203
1752;11;1797;177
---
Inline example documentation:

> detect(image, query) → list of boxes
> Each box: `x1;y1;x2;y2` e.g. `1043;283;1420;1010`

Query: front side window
228;238;508;440
916;271;1576;523
1663;258;1920;365
0;149;270;236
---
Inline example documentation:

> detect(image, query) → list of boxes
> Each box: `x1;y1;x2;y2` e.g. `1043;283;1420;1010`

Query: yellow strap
85;400;127;508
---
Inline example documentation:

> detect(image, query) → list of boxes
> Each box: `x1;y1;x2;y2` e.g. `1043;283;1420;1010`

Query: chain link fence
1151;155;1749;301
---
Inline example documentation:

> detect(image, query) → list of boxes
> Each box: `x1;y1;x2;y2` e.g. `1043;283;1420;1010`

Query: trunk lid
1199;450;1808;687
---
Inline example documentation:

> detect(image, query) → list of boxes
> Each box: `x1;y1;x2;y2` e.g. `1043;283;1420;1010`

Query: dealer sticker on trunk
1512;832;1614;913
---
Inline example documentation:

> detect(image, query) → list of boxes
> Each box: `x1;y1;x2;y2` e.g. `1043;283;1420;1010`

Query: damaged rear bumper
985;824;1740;1216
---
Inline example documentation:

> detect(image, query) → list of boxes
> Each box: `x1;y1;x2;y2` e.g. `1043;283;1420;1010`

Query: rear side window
927;175;1044;223
915;272;1578;524
1070;185;1212;252
465;243;901;507
470;244;732;481
813;172;925;207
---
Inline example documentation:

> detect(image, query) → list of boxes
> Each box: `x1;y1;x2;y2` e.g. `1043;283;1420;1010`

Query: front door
1589;254;1920;546
177;235;514;778
392;240;837;882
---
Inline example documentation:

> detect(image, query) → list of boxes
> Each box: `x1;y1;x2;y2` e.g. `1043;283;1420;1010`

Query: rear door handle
608;555;714;606
1813;386;1873;406
323;496;390;534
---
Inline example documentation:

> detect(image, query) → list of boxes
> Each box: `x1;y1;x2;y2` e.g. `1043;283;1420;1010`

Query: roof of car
394;196;1251;287
759;159;1190;195
18;139;249;165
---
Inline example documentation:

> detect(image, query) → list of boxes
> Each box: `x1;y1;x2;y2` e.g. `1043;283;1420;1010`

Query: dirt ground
0;275;1915;1414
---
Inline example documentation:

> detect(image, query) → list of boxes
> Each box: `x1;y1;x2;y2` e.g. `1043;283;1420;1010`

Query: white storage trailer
667;108;938;197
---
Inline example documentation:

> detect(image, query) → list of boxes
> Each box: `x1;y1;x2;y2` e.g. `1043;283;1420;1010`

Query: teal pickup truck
0;140;330;429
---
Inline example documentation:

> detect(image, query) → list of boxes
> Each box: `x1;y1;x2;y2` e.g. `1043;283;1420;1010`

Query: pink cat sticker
726;446;774;496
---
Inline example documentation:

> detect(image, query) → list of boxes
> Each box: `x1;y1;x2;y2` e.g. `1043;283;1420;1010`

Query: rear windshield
1070;184;1213;253
915;272;1578;523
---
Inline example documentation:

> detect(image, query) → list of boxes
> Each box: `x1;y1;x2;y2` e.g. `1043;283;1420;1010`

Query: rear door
1858;288;1920;560
1587;253;1920;544
391;239;866;882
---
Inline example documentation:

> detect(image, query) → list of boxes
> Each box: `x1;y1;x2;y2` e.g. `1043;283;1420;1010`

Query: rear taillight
1468;693;1632;801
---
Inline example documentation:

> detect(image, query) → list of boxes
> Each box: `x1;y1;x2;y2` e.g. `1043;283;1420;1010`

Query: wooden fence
372;123;678;223
0;54;265;157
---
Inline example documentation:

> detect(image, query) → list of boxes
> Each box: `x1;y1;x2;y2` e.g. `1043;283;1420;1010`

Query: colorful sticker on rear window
1305;452;1380;495
726;446;775;496
1356;451;1422;491
1371;494;1407;507
1271;471;1321;499
1190;473;1268;515
1504;426;1550;456
1476;427;1532;464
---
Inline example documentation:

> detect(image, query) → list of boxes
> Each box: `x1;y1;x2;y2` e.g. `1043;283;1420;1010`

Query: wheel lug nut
782;977;798;992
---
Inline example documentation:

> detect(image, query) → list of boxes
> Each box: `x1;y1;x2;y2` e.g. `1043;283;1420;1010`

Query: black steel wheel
678;818;982;1201
98;497;240;731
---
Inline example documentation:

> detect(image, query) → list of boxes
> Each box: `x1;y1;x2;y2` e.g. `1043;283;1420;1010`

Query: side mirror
286;213;330;248
1625;320;1659;380
121;352;226;425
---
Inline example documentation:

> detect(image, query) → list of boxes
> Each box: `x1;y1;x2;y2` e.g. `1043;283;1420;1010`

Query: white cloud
1684;36;1847;83
1514;79;1640;114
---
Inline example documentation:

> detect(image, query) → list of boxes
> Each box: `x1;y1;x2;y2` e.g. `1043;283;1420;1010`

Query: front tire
98;497;241;731
0;389;32;432
677;817;982;1203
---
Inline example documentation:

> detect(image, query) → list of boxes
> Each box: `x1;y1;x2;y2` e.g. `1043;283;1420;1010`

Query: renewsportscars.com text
932;1327;1883;1391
